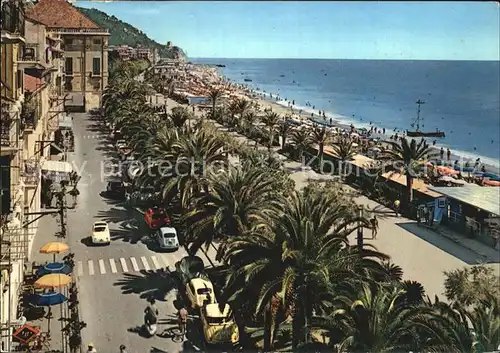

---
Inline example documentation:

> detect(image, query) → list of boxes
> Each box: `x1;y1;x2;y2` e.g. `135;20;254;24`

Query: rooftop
26;0;102;30
429;185;500;216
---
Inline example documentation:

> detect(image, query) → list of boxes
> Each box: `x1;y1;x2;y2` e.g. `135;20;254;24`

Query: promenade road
40;112;217;353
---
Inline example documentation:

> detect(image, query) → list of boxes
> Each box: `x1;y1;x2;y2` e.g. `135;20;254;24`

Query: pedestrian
119;345;127;353
446;148;451;161
394;199;401;217
440;147;444;160
370;215;378;239
87;343;97;353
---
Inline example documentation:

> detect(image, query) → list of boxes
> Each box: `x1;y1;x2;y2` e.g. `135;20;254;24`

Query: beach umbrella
35;274;71;289
39;242;69;262
436;166;459;176
36;262;72;277
32;292;67;306
31;292;68;335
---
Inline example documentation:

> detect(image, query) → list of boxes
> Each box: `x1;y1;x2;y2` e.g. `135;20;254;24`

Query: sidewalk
435;226;499;263
25;213;70;352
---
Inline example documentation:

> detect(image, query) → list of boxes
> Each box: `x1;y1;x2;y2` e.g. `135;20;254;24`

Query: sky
77;1;500;60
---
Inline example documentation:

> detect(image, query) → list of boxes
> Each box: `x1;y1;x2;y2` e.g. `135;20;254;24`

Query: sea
192;58;500;169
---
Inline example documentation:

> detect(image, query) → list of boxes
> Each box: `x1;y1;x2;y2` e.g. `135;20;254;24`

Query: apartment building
26;0;109;112
1;1;69;349
110;45;156;63
1;0;29;350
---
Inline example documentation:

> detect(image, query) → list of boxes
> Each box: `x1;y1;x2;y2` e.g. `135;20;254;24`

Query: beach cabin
428;186;500;249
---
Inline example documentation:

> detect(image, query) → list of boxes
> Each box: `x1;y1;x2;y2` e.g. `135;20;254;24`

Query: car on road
175;256;206;284
91;221;111;245
106;180;127;199
144;206;171;230
153;226;179;251
200;303;240;346
186;277;216;309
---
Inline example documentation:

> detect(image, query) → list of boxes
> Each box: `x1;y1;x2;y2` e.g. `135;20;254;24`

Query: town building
1;0;71;350
26;0;109;112
1;0;30;349
109;44;157;63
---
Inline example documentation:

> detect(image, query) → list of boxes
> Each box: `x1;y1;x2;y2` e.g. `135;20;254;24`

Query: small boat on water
244;78;252;82
406;100;446;138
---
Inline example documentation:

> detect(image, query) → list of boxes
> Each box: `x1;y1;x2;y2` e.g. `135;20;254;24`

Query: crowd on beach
162;63;500;187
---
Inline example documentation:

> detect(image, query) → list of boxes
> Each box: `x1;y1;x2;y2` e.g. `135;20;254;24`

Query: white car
92;221;111;245
154;227;179;251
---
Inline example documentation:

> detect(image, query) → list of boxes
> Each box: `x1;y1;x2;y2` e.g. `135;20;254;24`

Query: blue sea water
193;58;500;167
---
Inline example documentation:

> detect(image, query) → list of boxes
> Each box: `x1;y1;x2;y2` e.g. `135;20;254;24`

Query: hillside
78;7;187;60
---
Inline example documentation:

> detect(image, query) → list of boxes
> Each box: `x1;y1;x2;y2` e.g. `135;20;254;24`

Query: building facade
26;0;109;112
1;1;69;350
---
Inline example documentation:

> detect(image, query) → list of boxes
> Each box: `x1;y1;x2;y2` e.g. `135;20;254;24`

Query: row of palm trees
101;63;499;352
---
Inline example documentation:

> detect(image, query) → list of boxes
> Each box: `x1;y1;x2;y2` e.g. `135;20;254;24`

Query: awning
41;160;73;182
59;114;73;129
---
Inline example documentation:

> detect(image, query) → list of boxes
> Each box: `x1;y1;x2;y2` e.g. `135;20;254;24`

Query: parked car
144;206;171;229
186;277;216;309
200;303;239;346
153;226;179;251
91;221;111;245
106;179;126;199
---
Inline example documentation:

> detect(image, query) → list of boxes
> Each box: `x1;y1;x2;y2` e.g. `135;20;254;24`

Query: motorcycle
143;322;157;337
143;311;158;337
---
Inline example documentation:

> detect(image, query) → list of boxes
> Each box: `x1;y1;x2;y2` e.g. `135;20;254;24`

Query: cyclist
178;307;188;337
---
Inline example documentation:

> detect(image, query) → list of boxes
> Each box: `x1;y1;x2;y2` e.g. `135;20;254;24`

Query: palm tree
331;138;357;179
379;138;435;207
169;106;191;129
260;111;281;152
327;284;430;352
242;111;259;136
162;128;227;209
182;165;281;254
311;126;333;171
278;121;292;150
208;87;224;117
222;186;383;349
290;127;312;162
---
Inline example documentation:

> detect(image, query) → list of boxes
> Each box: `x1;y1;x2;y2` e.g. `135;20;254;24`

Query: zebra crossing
75;254;178;277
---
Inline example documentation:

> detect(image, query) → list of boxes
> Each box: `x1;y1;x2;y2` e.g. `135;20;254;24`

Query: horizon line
189;57;500;62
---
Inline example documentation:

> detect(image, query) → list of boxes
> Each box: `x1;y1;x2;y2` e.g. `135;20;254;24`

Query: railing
89;44;103;51
20;43;39;61
49;27;109;34
0;118;17;148
23;159;40;185
1;1;25;36
21;111;37;130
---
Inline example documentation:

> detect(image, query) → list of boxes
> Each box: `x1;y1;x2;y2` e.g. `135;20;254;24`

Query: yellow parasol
39;242;69;262
35;274;72;289
39;242;69;254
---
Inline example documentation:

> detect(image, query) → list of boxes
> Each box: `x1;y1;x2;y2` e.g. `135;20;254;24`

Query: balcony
50;28;109;35
16;43;50;70
22;159;41;187
1;1;26;44
0;112;19;155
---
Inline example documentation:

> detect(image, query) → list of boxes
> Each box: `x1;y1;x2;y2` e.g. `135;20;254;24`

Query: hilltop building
26;0;109;111
109;45;159;64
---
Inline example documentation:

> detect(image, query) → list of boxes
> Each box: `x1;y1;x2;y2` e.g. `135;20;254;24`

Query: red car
144;207;171;229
